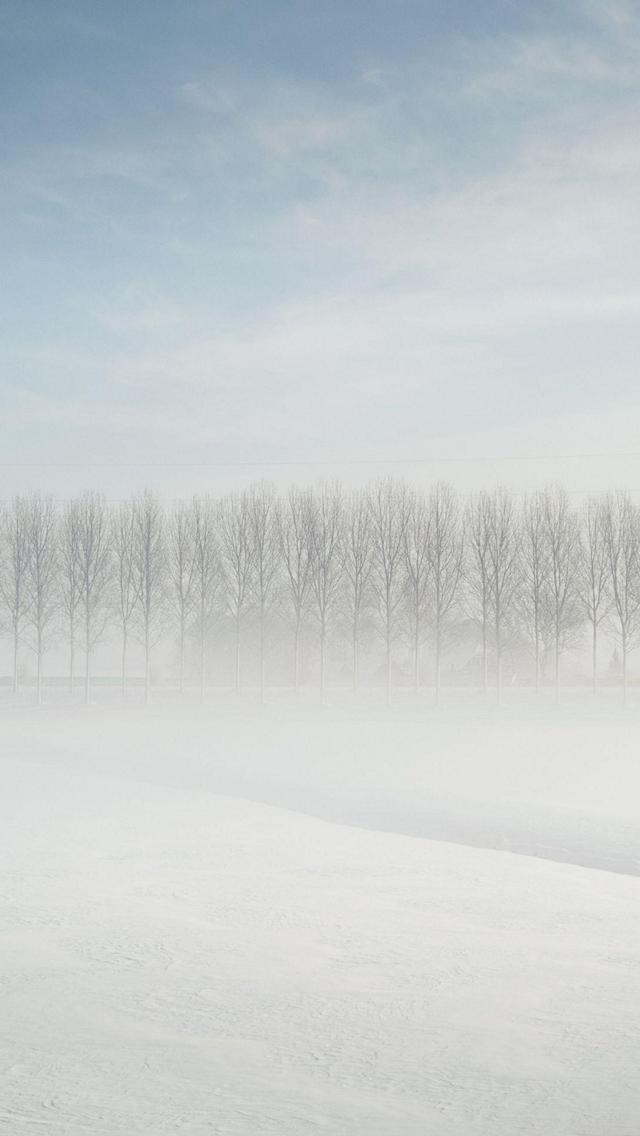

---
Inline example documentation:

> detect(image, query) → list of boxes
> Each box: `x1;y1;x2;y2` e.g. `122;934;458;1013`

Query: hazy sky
3;0;640;498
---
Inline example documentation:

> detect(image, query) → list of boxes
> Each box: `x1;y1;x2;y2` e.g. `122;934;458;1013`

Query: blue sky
2;0;640;497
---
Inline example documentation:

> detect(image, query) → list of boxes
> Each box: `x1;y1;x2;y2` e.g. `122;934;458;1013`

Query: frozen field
2;703;640;1134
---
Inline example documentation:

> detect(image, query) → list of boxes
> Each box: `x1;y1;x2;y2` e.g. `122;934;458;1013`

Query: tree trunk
260;605;266;705
121;627;127;699
293;615;301;693
592;622;597;696
434;625;441;707
69;618;75;696
179;617;185;694
235;616;241;694
200;620;206;704
352;622;359;693
36;638;42;706
495;610;501;705
13;626;19;696
144;632;150;705
555;633;560;705
85;614;91;706
319;621;326;704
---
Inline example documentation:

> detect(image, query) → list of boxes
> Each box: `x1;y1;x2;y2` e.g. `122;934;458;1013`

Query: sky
2;0;640;500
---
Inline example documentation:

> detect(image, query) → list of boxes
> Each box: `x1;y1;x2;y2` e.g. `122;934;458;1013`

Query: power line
4;451;640;469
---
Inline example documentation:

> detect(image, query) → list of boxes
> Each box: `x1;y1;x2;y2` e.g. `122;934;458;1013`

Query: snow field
1;719;640;1135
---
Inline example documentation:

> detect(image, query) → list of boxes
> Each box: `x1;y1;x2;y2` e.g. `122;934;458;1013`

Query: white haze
4;1;640;1131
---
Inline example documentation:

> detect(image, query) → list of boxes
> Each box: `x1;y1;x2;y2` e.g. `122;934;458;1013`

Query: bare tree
59;501;83;695
0;496;30;694
402;487;431;693
75;492;111;704
519;492;553;691
248;482;281;703
191;495;219;701
7;476;639;706
309;483;343;702
464;492;492;692
278;485;313;691
486;488;519;702
133;491;166;704
602;491;640;703
543;486;581;702
578;497;610;694
218;490;252;693
340;488;373;692
112;501;140;697
166;502;196;692
427;482;464;704
25;494;59;703
368;478;409;703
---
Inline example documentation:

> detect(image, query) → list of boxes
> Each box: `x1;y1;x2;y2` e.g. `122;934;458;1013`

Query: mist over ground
5;691;640;874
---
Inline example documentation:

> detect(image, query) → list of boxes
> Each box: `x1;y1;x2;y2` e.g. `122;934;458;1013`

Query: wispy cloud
3;0;640;490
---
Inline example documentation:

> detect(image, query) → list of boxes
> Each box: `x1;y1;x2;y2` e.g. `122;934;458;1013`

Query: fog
6;692;640;874
3;480;640;1132
5;0;640;1131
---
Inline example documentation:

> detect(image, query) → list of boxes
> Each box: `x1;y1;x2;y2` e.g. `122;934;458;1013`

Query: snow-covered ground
2;704;640;1134
6;698;640;873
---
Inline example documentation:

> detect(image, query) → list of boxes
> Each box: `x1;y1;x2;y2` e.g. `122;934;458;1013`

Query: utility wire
3;452;640;469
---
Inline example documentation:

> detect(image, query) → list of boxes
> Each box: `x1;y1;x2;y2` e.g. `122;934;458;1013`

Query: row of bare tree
0;481;638;703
